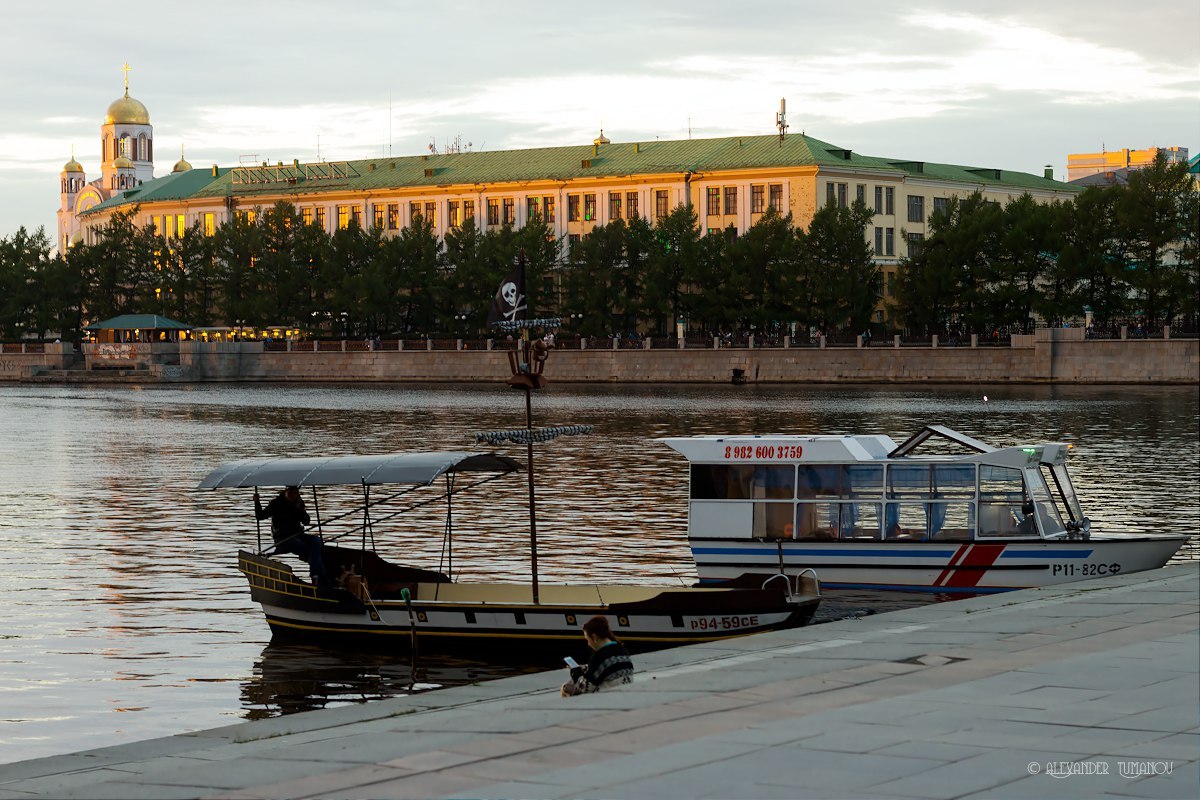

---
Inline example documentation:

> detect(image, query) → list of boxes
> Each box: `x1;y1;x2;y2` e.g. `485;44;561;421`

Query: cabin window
753;502;794;539
797;502;882;540
977;465;1029;537
798;465;882;499
884;501;974;540
690;464;794;500
1027;467;1067;535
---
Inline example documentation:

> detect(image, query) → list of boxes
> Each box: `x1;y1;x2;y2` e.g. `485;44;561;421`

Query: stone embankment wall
4;330;1198;384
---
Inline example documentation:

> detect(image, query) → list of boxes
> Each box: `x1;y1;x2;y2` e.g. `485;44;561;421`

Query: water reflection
240;643;547;719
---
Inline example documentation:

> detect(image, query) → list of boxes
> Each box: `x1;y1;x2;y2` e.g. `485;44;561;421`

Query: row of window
690;463;1025;502
704;184;786;217
744;498;1046;541
103;133;151;163
825;183;951;223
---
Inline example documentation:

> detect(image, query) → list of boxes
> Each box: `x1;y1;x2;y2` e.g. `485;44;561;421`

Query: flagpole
524;329;540;605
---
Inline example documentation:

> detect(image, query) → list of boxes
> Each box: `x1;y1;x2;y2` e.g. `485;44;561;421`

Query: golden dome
113;154;134;169
172;145;192;173
63;156;84;173
594;129;611;145
105;90;150;125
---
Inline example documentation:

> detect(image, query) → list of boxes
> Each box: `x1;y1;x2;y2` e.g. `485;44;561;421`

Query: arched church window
148;139;153;161
138;134;146;161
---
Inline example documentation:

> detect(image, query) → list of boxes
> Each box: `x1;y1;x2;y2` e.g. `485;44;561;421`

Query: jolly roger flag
486;253;528;326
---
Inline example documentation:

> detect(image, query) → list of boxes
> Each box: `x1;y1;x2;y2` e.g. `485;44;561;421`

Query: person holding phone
561;615;634;696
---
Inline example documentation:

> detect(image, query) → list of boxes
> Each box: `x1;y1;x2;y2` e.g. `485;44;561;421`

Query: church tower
57;149;86;252
100;63;153;189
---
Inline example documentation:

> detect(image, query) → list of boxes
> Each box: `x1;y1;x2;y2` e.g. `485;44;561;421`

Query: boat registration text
690;615;760;631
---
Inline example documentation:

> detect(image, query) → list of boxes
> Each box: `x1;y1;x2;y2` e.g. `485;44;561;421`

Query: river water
1;382;1196;764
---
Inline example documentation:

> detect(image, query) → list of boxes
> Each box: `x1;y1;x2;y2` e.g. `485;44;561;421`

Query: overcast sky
3;0;1196;245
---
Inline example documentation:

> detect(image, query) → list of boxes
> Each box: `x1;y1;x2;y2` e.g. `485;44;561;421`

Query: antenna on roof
688;116;692;139
775;98;788;147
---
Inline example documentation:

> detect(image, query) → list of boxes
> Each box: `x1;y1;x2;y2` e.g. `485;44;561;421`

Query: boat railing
762;568;820;600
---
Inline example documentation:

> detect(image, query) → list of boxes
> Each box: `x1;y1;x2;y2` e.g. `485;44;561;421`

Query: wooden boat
198;451;820;654
665;425;1188;594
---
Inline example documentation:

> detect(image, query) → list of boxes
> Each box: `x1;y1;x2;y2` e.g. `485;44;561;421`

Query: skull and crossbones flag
486;251;528;326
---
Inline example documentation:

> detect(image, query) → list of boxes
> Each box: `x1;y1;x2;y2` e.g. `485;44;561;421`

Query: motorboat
197;450;821;654
664;425;1187;594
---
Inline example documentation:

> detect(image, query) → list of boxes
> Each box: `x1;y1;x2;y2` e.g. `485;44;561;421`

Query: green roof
82;132;1076;216
85;314;191;331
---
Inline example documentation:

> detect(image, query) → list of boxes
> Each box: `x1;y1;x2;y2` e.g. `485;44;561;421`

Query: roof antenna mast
776;98;788;147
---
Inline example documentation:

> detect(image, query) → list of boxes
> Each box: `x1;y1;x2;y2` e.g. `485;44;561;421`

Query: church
56;66;190;253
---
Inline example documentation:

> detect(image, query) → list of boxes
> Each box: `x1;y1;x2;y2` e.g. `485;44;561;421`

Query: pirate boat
198;257;820;653
667;425;1187;594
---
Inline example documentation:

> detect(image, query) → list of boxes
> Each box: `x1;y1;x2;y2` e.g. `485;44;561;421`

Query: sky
2;0;1196;247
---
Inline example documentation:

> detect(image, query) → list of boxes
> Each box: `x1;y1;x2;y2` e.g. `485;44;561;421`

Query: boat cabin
663;426;1089;544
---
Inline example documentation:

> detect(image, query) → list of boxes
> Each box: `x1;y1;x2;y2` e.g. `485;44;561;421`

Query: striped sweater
572;640;634;693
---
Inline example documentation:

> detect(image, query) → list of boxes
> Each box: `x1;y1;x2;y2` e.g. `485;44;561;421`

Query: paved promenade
2;564;1196;800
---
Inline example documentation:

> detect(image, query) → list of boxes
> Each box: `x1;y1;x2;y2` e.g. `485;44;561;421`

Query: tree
1057;186;1127;329
805;201;879;334
981;194;1059;329
213;211;264;327
641;205;700;333
894;193;1002;335
1116;153;1197;326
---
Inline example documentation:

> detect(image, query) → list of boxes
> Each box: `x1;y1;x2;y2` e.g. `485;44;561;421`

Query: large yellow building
1067;146;1189;182
71;88;1078;322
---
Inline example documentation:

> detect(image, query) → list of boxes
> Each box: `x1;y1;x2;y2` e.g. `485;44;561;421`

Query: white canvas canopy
197;451;522;490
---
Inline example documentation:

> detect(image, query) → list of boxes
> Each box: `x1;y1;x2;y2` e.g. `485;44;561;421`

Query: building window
724;186;737;215
387;203;399;230
609;191;622;220
907;195;925;223
886;227;895;256
769;184;783;211
706;187;721;216
827;182;836;207
906;232;925;258
314;207;325;230
448;200;461;228
885;187;895;215
837;183;847;208
874;186;883;214
353;206;364;227
655;190;669;221
568;194;581;222
887;271;896;297
568;233;581;252
424;201;436;226
626;191;639;219
874;226;883;254
751;184;765;214
933;197;949;217
302;207;313;226
856;184;865;205
204;213;215;237
583;193;596;222
487;198;500;226
527;196;541;219
373;204;385;230
409;202;422;225
463;199;475;223
176;214;186;235
501;197;514;225
543;196;555;223
337;206;350;229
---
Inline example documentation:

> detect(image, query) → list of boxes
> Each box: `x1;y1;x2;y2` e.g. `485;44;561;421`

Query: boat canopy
197;451;523;490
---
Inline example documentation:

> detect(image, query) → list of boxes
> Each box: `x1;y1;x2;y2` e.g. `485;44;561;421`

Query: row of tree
1;155;1195;342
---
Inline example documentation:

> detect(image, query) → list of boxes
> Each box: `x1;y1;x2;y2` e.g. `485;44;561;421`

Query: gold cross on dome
122;62;132;92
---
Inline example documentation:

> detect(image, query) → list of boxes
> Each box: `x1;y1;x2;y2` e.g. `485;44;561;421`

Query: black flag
486;252;527;326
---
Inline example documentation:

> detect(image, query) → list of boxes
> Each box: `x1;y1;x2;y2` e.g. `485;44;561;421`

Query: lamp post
235;319;245;341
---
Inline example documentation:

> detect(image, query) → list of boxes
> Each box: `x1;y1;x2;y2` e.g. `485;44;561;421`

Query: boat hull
690;536;1188;594
239;551;819;653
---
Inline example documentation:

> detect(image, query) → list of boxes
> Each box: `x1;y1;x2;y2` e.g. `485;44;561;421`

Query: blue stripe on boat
999;549;1093;559
690;547;959;558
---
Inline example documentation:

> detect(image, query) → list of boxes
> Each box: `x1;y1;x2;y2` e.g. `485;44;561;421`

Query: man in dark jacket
255;486;332;588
